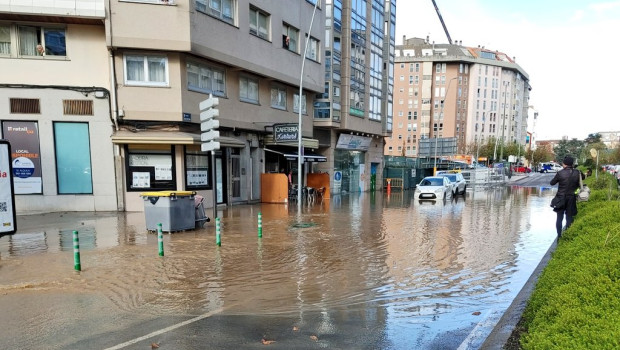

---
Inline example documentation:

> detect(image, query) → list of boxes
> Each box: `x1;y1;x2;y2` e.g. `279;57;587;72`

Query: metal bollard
258;212;263;238
216;217;221;246
157;223;164;256
73;230;81;271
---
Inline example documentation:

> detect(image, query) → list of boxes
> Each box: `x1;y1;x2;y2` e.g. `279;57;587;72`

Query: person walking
550;155;583;240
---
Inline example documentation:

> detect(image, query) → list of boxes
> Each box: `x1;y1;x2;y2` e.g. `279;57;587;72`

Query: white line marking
457;309;497;350
104;308;222;350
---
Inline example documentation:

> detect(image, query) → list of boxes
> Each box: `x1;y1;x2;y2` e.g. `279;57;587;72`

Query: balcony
0;0;105;18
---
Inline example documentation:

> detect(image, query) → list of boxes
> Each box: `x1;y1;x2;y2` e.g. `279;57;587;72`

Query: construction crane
431;0;453;44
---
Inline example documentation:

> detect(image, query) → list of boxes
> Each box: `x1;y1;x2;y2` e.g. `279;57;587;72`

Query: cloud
570;9;585;21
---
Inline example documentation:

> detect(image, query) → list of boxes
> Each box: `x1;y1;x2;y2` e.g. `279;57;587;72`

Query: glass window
0;25;11;55
18;25;66;57
53;122;93;194
187;62;226;96
282;23;299;53
305;35;320;62
250;6;270;40
126;145;175;191
239;75;259;103
271;86;287;110
196;0;235;24
185;145;210;189
293;93;307;114
124;54;168;86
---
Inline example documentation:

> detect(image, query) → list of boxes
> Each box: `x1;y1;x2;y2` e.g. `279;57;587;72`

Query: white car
415;176;452;201
437;172;467;197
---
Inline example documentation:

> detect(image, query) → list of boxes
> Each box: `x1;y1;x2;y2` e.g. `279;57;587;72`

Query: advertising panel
0;141;17;234
1;121;42;194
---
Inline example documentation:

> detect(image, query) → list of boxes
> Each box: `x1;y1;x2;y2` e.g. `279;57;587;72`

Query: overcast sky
394;0;620;141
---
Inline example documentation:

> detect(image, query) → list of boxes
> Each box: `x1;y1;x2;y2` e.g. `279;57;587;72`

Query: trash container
141;191;196;232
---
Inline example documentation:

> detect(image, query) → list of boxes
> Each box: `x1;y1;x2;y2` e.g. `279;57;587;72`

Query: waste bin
141;191;196;232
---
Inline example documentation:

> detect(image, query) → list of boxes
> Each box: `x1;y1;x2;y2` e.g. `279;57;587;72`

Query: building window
124;54;168;86
53;122;93;194
16;25;66;57
0;25;10;55
187;62;225;96
293;93;307;114
282;23;299;53
185;145;211;190
126;144;175;191
196;0;235;24
270;86;287;110
305;35;320;62
239;75;259;103
250;6;270;40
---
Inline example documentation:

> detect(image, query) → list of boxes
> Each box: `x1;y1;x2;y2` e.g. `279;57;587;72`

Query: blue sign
183;113;191;122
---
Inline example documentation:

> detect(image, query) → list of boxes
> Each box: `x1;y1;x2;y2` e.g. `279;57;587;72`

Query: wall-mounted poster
1;121;42;194
132;172;150;188
0;140;17;235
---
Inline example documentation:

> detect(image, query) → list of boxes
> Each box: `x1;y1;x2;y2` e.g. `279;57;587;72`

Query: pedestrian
550;155;584;240
586;168;592;177
288;169;293;185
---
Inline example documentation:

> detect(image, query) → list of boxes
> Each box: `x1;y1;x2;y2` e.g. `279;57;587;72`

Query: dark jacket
550;167;582;215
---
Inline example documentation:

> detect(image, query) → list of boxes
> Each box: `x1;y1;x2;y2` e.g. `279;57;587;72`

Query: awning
111;131;246;148
265;147;327;162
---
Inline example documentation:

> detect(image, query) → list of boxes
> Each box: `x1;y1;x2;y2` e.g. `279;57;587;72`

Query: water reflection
0;188;556;349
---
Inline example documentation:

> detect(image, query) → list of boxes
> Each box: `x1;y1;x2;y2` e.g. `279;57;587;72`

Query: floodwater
0;186;557;350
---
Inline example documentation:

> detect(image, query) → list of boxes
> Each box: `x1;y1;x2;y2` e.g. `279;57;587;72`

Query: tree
554;138;584;164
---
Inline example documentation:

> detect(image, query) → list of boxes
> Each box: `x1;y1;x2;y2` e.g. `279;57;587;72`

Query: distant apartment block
386;36;531;161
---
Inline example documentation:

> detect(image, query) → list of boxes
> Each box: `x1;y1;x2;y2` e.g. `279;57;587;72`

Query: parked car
539;162;562;173
415;176;452;201
436;172;467;196
514;164;531;173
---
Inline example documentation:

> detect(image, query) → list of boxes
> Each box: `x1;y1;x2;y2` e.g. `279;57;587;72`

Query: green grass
519;173;620;349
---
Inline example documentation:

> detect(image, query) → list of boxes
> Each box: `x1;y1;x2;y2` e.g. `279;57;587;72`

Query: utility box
141;191;196;232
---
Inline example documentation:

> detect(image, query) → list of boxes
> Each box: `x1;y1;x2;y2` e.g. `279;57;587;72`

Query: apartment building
0;1;117;213
313;0;395;193
104;0;326;211
387;36;530;162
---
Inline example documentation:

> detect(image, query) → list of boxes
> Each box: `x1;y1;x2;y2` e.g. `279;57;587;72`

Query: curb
480;239;557;349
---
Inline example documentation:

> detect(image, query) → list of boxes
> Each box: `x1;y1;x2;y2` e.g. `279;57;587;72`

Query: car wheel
461;185;467;195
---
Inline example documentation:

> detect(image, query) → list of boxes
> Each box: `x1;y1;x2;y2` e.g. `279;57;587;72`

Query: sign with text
274;123;299;143
1;121;42;194
0;141;17;235
335;134;371;151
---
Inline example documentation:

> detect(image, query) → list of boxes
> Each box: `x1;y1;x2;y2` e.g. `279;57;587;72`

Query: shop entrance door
230;148;242;201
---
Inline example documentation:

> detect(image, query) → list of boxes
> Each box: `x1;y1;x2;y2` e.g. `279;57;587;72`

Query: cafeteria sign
274;123;299;143
0;140;17;235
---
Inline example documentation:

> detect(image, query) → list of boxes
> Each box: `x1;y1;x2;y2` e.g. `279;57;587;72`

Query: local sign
274;123;298;143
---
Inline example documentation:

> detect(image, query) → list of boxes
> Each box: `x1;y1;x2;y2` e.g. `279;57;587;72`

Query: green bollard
258;212;262;238
157;223;164;257
216;217;221;246
73;230;81;271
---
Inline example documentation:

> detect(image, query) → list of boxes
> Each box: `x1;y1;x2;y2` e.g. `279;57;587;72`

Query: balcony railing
0;0;105;18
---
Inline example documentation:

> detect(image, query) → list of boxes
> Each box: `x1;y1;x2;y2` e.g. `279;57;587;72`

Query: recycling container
141;191;196;232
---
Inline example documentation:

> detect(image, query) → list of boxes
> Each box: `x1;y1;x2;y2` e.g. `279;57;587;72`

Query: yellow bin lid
140;191;196;197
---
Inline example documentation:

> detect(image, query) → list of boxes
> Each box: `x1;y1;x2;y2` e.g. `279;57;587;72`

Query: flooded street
0;186;557;349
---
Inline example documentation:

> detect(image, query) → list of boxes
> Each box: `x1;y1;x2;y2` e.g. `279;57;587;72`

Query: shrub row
520;173;620;350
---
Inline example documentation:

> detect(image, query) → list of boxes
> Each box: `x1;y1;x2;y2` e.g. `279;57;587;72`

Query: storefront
111;129;254;211
332;133;383;194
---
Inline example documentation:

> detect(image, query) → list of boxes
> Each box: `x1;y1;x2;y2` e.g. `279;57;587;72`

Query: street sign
200;94;220;151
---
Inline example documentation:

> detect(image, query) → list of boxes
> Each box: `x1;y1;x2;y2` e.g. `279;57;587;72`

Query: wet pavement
0;183;558;349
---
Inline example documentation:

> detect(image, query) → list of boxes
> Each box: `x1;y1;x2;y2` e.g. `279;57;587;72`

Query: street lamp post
433;77;457;175
297;0;319;209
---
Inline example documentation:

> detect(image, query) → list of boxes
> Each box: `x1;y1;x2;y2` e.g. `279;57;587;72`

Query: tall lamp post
433;77;457;175
297;0;320;209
